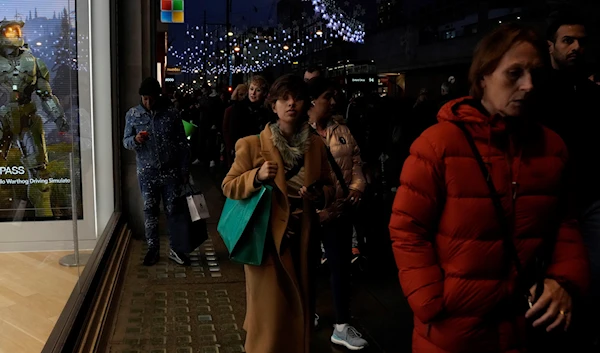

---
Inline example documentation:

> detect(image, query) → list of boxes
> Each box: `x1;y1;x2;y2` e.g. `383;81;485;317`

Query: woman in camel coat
222;74;334;353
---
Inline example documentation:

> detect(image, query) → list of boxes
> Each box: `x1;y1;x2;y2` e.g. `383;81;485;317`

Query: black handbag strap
324;146;350;197
309;128;350;197
285;157;305;181
452;122;523;276
183;183;199;196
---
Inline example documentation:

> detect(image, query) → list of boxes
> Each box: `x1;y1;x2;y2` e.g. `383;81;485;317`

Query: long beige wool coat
222;123;334;353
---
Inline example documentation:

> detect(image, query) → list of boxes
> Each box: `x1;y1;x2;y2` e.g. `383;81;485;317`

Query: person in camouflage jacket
123;77;190;266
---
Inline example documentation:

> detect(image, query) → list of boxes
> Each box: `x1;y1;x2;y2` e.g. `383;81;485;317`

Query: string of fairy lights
310;0;365;43
28;33;89;72
169;27;307;76
10;10;89;73
168;0;365;77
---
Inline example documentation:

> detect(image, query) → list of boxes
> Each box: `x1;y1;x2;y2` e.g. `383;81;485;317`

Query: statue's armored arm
35;59;68;132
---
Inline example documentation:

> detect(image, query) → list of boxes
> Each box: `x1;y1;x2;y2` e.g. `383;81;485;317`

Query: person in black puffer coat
228;76;270;152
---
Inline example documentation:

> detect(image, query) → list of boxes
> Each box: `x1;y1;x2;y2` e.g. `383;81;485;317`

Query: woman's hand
318;199;347;223
299;185;324;206
346;189;363;207
257;161;278;182
525;279;573;332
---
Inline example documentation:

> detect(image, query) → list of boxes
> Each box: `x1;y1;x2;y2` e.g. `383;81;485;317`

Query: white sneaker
331;325;368;350
192;159;201;165
168;249;190;266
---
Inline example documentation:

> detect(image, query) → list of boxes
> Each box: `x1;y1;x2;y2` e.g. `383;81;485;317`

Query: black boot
143;247;160;266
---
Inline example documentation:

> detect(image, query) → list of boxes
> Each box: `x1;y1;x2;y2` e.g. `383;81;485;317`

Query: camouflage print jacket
123;104;190;177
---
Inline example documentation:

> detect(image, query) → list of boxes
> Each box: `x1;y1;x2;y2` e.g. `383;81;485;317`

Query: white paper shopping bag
186;193;210;222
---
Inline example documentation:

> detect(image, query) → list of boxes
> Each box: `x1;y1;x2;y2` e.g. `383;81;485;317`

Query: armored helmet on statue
0;21;25;49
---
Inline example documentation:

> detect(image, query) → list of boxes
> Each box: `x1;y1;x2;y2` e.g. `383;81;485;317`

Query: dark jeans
350;195;371;253
322;216;353;324
580;200;600;348
581;201;600;300
139;171;181;250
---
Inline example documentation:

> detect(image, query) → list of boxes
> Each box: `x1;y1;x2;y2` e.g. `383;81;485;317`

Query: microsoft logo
161;0;184;23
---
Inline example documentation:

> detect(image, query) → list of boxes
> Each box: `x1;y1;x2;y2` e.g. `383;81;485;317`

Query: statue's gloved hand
55;116;69;132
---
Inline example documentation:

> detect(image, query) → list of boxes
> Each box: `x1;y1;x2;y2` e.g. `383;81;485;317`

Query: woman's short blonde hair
248;75;269;92
231;84;248;101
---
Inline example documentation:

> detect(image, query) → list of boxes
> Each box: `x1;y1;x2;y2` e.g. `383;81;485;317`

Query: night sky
199;0;276;27
169;0;276;47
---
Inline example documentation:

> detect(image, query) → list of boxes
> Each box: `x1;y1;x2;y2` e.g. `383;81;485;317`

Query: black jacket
229;99;269;145
540;69;600;212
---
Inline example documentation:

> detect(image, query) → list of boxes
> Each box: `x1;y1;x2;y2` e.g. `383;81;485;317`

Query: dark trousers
350;199;370;253
139;171;181;250
322;216;353;324
579;201;600;348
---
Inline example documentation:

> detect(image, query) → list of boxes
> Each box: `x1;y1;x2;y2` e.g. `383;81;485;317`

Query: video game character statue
0;20;69;217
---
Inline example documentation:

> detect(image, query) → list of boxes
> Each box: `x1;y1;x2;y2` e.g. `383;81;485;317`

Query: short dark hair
307;76;335;101
265;74;308;108
306;66;322;74
265;74;309;115
139;77;162;97
546;8;586;42
469;23;547;100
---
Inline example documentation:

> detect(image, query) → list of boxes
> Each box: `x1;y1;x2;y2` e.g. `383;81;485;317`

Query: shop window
0;0;103;351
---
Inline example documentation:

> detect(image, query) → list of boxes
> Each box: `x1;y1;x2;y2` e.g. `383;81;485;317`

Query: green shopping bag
182;120;198;139
217;185;272;266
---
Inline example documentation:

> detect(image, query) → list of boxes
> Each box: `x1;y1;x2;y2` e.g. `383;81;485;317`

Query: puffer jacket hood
437;97;538;165
438;96;488;124
437;96;513;134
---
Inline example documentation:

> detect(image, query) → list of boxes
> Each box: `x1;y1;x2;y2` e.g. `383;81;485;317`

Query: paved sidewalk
105;170;247;353
105;166;412;353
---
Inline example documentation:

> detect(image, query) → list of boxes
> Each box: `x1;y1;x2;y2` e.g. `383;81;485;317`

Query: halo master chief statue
0;20;69;218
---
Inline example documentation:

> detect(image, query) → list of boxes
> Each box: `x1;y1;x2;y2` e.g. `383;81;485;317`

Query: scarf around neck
269;122;311;169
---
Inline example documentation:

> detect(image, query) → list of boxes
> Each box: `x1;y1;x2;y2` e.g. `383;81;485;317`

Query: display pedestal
59;253;91;267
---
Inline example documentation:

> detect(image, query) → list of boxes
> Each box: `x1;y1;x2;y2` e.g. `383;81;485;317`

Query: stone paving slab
106;234;248;353
105;168;412;353
105;171;248;353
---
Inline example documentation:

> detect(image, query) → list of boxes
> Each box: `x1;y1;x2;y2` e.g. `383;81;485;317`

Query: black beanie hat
139;77;162;97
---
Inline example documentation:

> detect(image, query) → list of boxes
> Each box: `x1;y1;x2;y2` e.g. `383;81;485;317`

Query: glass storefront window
0;0;107;351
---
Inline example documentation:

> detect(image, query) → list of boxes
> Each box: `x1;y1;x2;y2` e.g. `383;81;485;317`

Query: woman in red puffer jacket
389;23;589;353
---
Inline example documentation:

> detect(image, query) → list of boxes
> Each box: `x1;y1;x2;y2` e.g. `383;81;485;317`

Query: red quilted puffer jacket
389;97;589;353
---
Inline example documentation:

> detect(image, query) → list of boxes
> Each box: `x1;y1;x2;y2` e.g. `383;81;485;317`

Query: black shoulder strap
285;157;305;181
452;122;523;276
309;128;350;197
324;146;350;197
